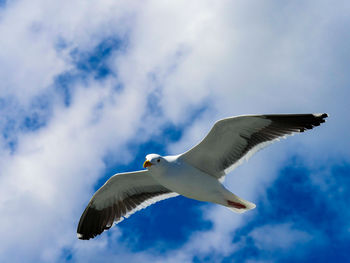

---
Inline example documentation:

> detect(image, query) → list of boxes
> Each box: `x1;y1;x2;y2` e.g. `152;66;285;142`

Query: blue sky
1;1;350;262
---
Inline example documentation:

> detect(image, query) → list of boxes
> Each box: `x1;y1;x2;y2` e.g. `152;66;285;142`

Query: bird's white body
149;156;226;204
147;155;256;211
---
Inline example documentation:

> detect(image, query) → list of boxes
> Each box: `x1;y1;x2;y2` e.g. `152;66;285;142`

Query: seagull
77;113;328;240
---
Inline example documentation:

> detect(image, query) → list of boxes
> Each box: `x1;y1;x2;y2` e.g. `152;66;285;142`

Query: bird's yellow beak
143;160;153;168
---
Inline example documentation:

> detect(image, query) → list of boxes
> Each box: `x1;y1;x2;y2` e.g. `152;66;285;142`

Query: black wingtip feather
77;190;173;240
263;113;328;133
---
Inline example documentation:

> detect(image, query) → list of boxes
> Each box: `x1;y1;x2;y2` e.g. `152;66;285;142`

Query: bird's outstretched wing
77;170;178;240
179;114;328;180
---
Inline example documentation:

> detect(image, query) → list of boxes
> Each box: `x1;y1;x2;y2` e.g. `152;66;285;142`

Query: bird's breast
150;162;225;202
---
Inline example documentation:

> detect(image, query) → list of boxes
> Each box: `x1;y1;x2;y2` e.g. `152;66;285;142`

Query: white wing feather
77;170;178;240
180;114;327;180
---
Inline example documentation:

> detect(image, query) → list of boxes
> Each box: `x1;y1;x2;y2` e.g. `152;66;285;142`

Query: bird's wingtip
77;233;86;240
313;113;328;119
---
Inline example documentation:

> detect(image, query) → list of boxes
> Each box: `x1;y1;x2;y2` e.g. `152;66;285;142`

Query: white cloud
0;0;135;104
0;81;142;261
0;0;349;262
249;223;312;251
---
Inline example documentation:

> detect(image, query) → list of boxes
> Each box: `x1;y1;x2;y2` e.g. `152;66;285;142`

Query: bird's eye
157;159;160;163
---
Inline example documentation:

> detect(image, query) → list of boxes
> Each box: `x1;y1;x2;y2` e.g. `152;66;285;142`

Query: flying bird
77;113;328;240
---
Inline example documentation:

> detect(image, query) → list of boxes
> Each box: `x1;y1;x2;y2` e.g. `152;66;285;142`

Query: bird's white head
143;154;164;169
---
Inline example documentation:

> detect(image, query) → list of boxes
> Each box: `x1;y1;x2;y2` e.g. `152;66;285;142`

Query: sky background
1;0;349;262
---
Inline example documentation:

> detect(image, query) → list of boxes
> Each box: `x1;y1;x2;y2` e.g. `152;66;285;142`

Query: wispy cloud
248;223;313;254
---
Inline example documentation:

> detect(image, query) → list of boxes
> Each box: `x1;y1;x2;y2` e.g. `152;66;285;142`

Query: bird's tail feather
225;195;256;213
